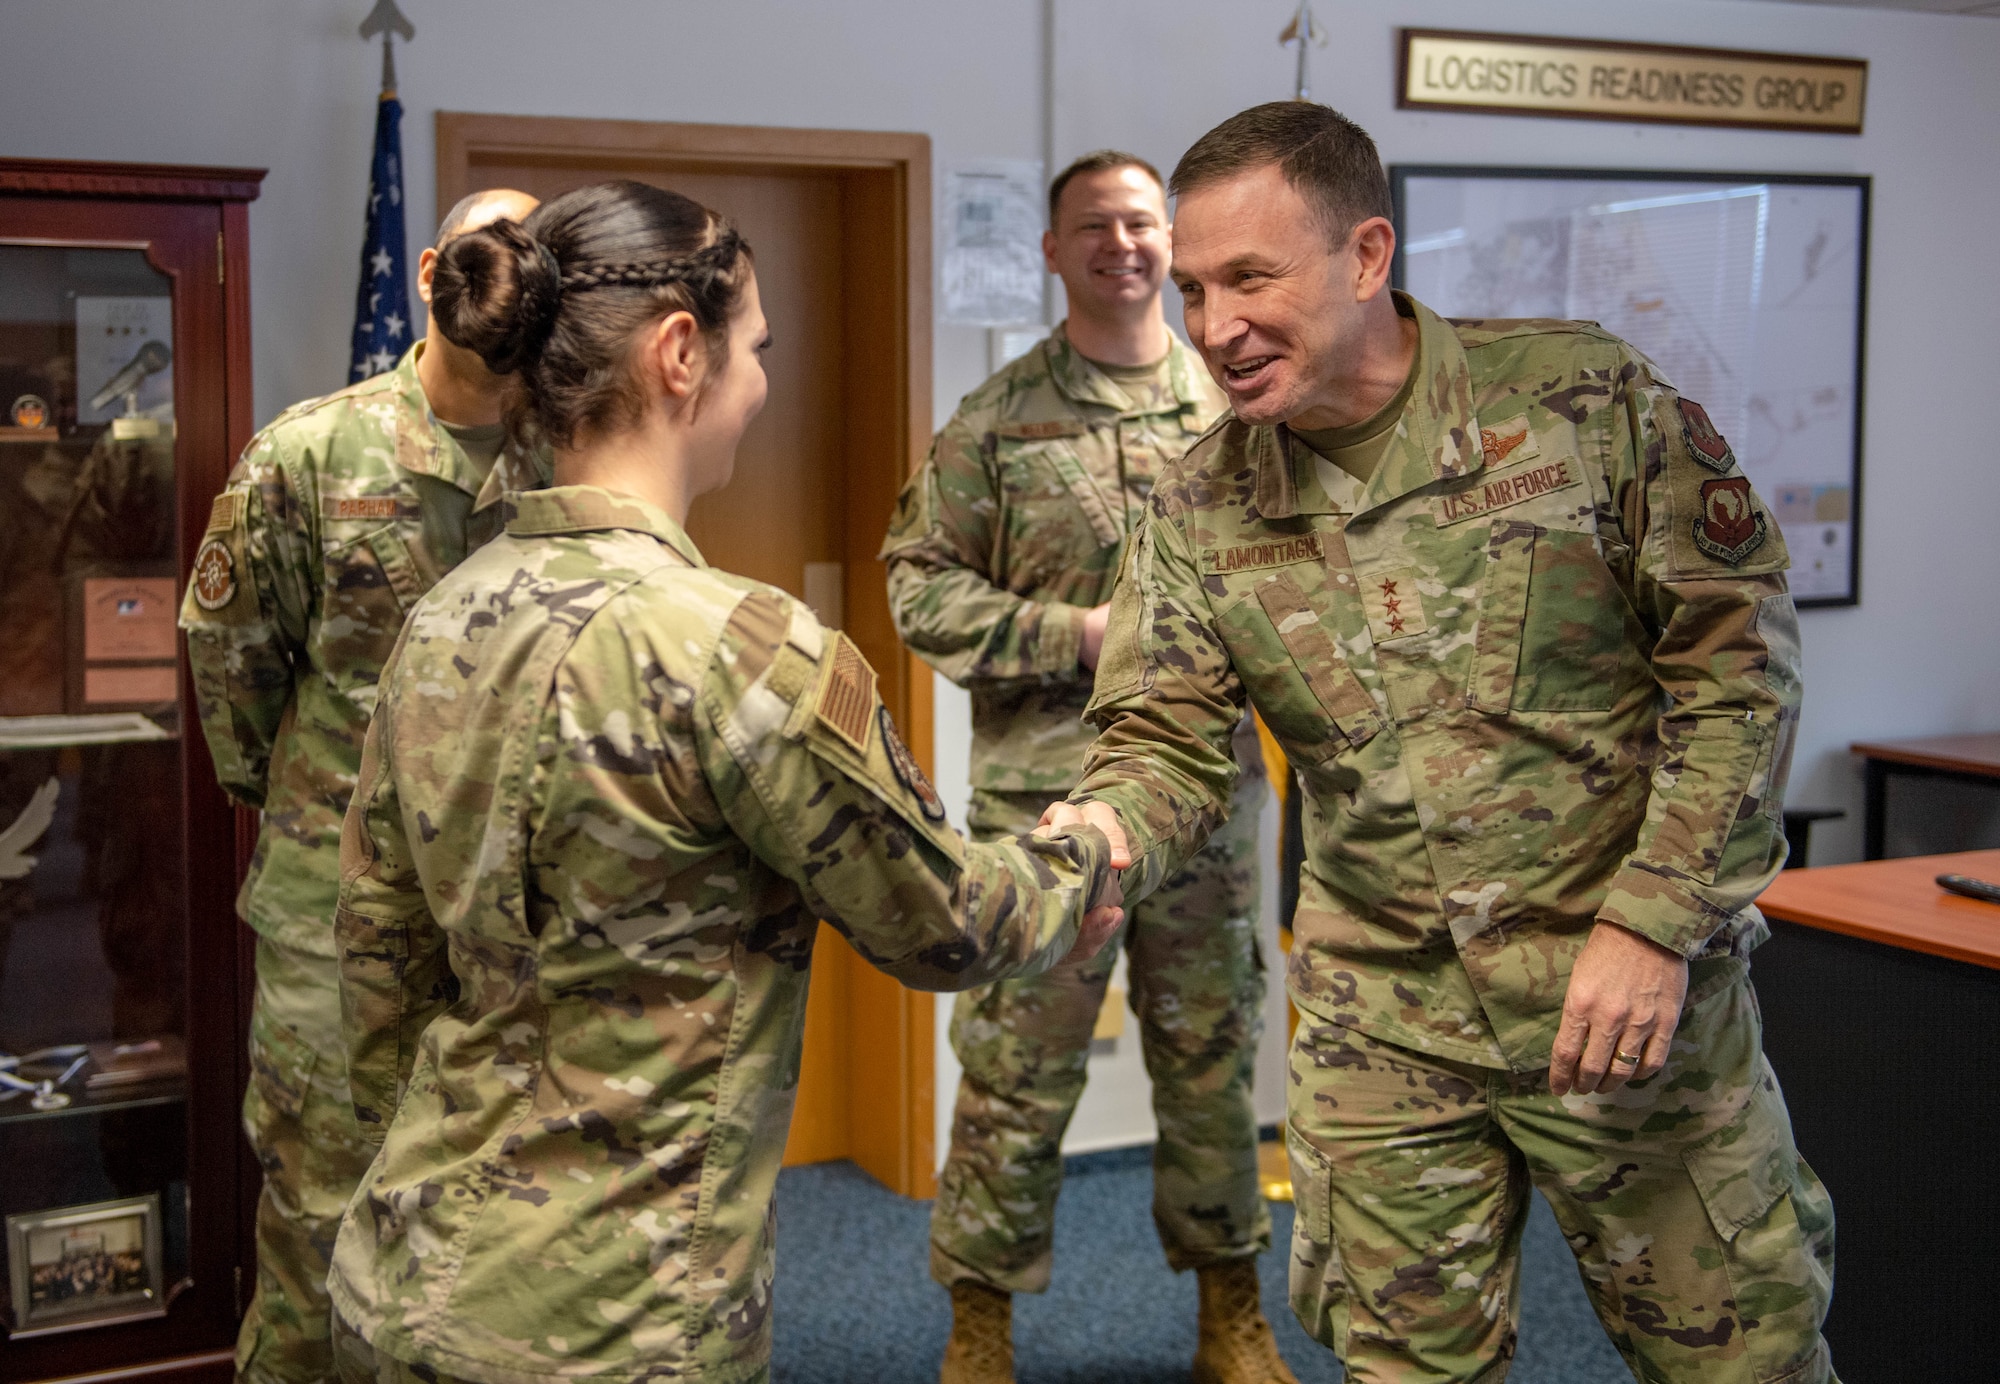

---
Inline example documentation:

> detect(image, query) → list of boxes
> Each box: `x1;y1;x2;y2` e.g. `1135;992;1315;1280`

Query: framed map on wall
1391;166;1870;606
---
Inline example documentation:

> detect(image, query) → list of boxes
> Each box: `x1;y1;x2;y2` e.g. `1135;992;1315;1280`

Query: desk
1754;851;2000;1381
1850;733;2000;859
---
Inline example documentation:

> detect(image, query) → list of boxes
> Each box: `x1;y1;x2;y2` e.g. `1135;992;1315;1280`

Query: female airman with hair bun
325;180;1122;1384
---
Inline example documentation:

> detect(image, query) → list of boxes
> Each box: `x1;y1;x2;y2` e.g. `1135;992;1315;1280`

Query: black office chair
1782;808;1845;869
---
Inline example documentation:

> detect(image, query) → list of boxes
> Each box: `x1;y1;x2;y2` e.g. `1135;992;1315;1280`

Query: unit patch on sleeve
879;705;947;822
1433;457;1581;526
812;632;877;752
1693;476;1768;565
1678;399;1737;473
191;538;237;610
206;491;244;535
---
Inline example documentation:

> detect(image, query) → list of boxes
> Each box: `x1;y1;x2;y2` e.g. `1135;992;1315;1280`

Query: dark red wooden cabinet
0;158;262;1384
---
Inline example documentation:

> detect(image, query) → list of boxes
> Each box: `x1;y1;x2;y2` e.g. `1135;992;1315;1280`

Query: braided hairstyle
431;180;752;450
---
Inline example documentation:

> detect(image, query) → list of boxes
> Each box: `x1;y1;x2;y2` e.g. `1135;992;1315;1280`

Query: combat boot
939;1279;1014;1384
1191;1258;1300;1384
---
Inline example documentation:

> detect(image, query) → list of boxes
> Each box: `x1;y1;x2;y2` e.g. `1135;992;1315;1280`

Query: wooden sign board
1399;30;1866;134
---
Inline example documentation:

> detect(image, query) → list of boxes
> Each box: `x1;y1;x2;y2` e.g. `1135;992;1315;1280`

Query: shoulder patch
812;632;877;752
206;491;244;535
191;538;237;610
1201;531;1325;575
1678;399;1737;473
1693;477;1769;565
879;705;947;822
1434;456;1582;527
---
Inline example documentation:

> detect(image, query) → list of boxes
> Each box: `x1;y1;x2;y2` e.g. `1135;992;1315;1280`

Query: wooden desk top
1849;732;2000;776
1759;849;2000;971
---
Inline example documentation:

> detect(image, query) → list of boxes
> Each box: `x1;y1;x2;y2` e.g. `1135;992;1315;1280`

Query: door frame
435;112;940;1196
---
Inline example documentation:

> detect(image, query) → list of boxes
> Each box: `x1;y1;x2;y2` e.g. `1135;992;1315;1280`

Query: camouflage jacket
327;486;1111;1383
881;323;1226;792
1076;294;1801;1071
178;343;549;958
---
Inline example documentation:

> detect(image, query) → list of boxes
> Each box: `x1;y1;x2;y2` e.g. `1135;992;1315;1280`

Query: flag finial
359;0;416;95
1279;2;1327;102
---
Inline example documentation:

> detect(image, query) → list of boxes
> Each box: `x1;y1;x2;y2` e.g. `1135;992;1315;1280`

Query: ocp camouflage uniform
881;324;1272;1294
179;342;550;1384
1073;294;1835;1381
326;486;1113;1384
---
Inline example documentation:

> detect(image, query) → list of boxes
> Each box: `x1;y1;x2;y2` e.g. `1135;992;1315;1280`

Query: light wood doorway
438;112;938;1196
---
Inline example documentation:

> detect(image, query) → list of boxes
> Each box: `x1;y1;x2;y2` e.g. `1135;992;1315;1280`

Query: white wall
8;0;1995;1161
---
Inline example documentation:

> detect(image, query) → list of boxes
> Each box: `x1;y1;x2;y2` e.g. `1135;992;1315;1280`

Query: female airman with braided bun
324;180;1123;1384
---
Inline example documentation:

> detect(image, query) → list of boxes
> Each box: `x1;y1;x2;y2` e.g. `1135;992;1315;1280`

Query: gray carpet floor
772;1152;1632;1382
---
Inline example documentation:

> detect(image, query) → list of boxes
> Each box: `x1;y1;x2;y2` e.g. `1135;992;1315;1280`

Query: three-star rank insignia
191;538;237;610
1360;565;1429;643
879;705;947;823
1678;398;1737;473
1693;476;1768;565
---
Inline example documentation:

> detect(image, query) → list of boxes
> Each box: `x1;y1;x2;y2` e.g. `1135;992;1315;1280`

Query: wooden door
438;115;937;1195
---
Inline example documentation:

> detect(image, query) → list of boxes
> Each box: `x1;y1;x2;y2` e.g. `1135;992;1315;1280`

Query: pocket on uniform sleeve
1682;1061;1798;1242
1652;724;1763;885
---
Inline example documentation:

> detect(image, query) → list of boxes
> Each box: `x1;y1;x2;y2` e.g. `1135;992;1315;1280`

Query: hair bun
430;218;563;375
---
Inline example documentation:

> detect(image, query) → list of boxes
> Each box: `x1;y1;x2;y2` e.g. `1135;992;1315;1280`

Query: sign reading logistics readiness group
1399;30;1867;134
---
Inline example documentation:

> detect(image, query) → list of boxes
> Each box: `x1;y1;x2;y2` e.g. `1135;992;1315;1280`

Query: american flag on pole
348;53;411;382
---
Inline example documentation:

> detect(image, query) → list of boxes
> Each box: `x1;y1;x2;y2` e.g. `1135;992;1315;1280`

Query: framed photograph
6;1194;165;1337
64;565;179;715
1391;166;1870;606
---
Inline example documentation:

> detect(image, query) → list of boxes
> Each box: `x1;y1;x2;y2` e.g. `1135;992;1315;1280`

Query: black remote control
1936;874;2000;905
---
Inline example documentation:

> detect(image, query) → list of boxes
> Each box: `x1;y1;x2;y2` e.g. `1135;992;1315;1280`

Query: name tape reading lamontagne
1399;30;1866;134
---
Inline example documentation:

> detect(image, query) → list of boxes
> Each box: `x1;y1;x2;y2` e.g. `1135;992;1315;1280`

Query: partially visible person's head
417;188;540;317
1043;151;1171;326
430;180;764;485
1167;103;1398;424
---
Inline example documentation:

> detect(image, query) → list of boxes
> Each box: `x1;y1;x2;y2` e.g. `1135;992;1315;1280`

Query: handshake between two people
1025;793;1691;1102
1031;797;1135;970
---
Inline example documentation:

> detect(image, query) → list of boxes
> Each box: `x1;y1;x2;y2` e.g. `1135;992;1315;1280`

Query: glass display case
0;158;262;1384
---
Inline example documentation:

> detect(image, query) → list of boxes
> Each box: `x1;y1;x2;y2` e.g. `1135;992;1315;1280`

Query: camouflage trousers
1285;956;1837;1383
239;938;376;1384
332;1312;478;1384
930;785;1270;1295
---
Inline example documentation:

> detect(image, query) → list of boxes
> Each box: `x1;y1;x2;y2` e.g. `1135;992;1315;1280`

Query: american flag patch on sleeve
813;632;877;753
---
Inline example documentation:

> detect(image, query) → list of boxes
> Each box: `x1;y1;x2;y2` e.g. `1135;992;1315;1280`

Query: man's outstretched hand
1038;799;1132;870
1549;921;1690;1097
1036;798;1133;967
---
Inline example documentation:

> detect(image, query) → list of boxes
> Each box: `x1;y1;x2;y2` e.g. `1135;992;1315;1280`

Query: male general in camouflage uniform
884;152;1293;1384
180;189;546;1384
1050;105;1837;1382
326;485;1121;1384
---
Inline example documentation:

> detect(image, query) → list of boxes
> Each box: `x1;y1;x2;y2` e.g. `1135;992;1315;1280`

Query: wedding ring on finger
1611;1048;1643;1067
